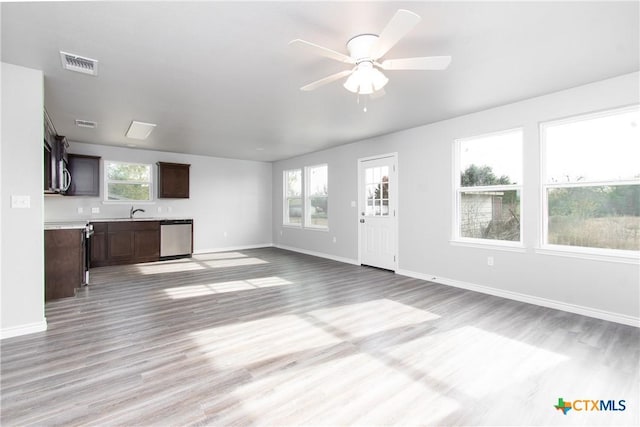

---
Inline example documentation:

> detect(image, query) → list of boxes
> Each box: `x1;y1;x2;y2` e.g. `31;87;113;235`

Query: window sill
304;226;329;232
536;246;640;265
282;224;302;229
450;239;526;253
103;200;156;205
281;224;329;232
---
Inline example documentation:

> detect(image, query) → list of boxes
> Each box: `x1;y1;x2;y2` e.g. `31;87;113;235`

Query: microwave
44;134;71;194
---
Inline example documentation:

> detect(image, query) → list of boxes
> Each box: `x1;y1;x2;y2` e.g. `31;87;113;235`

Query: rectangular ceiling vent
60;51;98;76
75;119;97;129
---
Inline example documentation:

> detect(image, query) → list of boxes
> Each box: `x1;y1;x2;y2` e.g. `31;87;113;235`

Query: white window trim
452;128;524;246
539;105;640;259
283;169;302;228
304;164;328;230
103;160;153;203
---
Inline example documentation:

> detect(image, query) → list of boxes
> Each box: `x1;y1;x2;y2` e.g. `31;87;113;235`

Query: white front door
358;154;397;271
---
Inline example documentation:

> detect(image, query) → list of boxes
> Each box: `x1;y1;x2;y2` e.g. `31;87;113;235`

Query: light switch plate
91;207;100;214
11;195;30;209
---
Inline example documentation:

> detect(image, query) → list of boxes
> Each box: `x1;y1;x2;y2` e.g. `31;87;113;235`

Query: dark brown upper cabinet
66;154;101;197
157;162;190;198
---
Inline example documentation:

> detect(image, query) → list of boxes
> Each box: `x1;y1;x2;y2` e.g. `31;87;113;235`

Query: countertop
89;217;192;223
45;218;192;229
44;221;89;230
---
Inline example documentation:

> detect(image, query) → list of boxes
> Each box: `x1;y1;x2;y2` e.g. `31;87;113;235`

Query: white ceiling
2;1;638;162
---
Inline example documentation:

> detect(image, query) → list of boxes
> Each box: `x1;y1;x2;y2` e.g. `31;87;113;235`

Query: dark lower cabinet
90;222;107;266
90;221;160;267
45;229;84;301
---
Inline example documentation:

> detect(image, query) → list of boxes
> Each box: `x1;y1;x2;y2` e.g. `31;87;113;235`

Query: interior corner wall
272;72;640;324
1;62;46;338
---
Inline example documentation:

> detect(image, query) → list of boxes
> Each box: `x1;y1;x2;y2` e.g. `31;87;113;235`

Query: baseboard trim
1;319;48;340
274;244;360;266
194;243;273;254
396;269;639;328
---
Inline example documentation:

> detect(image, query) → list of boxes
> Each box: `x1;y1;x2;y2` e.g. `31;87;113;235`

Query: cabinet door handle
63;168;72;191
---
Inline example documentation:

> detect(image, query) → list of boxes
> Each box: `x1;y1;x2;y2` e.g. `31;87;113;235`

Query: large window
454;129;523;244
283;169;302;226
104;160;152;201
305;164;328;228
541;106;640;253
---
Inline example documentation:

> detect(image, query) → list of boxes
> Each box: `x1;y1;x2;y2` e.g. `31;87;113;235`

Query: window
104;160;152;201
284;169;302;226
541;106;640;253
365;164;390;216
305;164;328;228
454;129;523;244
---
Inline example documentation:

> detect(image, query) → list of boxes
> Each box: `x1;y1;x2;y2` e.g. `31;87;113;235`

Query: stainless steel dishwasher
160;219;193;259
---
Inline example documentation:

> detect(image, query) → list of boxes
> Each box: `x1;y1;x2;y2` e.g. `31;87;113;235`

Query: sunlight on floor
189;315;342;368
307;299;440;338
163;277;293;299
135;260;206;275
192;252;248;261
384;325;569;399
198;257;269;269
219;351;460;425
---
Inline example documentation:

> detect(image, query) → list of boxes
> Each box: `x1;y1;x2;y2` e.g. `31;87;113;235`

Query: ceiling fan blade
371;9;421;59
381;56;452;71
300;69;354;91
289;39;354;64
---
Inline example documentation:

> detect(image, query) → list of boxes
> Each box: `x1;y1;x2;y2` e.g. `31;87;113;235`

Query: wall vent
75;119;97;129
60;51;98;76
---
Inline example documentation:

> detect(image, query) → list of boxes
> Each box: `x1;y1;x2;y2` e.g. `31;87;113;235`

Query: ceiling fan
289;9;451;98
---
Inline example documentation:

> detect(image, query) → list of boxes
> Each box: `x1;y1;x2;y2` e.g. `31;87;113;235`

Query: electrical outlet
350;201;356;208
77;207;84;214
223;231;228;238
167;206;173;213
487;256;494;266
91;207;100;214
332;237;337;243
157;207;163;213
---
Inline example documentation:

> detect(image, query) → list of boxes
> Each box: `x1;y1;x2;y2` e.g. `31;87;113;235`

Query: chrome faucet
130;206;145;218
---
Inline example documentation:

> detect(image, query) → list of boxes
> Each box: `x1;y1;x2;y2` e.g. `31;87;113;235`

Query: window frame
283;168;303;227
103;160;153;203
539;105;640;259
304;164;328;230
452;128;524;248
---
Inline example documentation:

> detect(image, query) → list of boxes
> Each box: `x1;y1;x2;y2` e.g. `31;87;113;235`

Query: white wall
1;63;47;338
272;72;640;325
45;142;273;252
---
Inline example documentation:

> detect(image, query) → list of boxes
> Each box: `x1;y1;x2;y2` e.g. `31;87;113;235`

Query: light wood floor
1;248;638;426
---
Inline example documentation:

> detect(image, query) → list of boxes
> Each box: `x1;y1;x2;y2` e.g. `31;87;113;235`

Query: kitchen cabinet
90;221;160;267
157;162;190;198
90;222;108;265
45;229;84;301
66;154;100;197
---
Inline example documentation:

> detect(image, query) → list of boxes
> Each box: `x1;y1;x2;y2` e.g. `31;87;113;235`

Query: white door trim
357;152;399;271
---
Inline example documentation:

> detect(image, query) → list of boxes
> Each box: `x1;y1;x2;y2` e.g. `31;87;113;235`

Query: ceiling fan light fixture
343;72;360;93
343;62;388;95
371;68;389;91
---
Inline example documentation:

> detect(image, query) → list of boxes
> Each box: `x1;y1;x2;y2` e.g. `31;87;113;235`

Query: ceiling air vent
75;119;97;129
60;51;98;76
